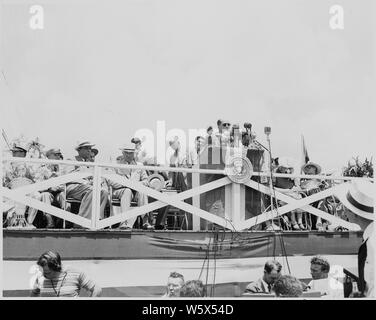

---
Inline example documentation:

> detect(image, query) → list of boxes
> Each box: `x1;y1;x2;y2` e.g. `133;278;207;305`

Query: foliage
342;156;373;178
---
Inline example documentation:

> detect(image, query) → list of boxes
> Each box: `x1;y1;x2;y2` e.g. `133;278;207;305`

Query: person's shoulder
244;279;263;292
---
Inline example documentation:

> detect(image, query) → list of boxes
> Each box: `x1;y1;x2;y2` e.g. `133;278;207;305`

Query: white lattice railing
1;156;373;231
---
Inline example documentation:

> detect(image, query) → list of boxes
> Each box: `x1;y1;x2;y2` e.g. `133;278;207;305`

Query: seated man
273;275;304;297
162;272;185;298
180;280;206;297
64;141;108;223
307;256;344;298
108;145;152;230
3;143;40;228
244;260;282;295
31;148;69;228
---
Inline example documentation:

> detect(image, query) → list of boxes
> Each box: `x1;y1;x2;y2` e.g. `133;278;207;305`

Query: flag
301;135;310;171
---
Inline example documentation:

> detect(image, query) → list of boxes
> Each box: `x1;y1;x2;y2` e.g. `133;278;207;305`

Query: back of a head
273;275;304;297
169;271;184;283
264;260;282;273
180;280;206;297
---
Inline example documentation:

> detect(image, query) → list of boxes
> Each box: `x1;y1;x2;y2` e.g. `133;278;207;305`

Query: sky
0;0;375;171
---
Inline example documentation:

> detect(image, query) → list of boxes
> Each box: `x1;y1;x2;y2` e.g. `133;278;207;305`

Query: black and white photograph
0;0;374;306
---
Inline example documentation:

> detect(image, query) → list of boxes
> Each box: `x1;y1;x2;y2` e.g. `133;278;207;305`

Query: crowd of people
0;118;367;232
30;250;206;298
30;250;366;298
243;257;346;298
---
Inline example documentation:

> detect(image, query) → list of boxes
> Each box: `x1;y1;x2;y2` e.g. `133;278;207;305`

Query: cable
266;133;292;275
204;236;211;296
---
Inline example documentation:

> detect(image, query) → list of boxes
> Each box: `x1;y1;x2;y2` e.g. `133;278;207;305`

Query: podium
191;145;264;230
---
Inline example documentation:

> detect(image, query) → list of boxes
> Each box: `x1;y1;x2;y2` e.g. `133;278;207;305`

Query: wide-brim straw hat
45;148;63;159
75;141;95;151
335;180;374;220
302;162;322;175
11;142;28;153
119;144;135;152
147;173;165;191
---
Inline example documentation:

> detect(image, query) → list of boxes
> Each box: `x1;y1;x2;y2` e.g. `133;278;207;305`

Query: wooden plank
191;164;201;231
3;157;225;175
99;173;232;229
238;182;360;231
231;183;241;225
225;184;232;222
3;172;91;196
2;188;91;228
3;156;373;181
91;166;101;230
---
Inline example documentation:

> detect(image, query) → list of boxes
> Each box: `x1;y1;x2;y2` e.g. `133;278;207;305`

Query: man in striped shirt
31;251;102;297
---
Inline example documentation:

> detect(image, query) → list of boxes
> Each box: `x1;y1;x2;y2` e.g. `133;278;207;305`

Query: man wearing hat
131;137;149;164
336;181;374;297
4;143;33;185
107;144;152;229
3;142;40;228
63;141;108;223
29;148;68;228
220;120;232;147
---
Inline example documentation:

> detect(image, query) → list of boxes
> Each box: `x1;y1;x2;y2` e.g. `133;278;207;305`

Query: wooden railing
1;156;373;231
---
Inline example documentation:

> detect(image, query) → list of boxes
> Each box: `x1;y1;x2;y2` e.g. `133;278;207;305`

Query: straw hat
119;144;135;152
147;173;166;191
302;162;322;175
75;141;95;151
45;148;63;159
335;180;374;220
11;142;28;153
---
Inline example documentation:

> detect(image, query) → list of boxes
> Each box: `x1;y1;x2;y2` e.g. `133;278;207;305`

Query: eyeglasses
223;123;231;127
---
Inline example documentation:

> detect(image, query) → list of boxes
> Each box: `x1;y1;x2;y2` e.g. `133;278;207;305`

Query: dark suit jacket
244;278;271;294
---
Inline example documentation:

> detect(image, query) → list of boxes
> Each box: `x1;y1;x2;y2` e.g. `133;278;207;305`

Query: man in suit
244;260;282;295
32;148;67;228
64;141;108;223
108;144;151;229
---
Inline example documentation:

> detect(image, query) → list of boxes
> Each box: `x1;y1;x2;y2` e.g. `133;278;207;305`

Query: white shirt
307;277;344;299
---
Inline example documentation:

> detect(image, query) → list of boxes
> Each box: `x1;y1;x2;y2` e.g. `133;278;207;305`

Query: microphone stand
265;132;277;229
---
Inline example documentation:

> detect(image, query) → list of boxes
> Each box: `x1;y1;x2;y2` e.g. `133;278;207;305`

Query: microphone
244;122;252;130
264;126;271;136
